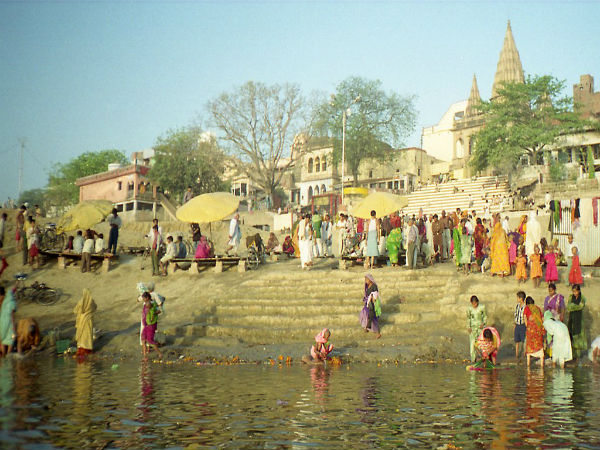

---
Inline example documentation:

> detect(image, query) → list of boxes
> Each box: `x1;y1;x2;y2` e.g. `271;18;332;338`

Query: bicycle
14;273;60;306
41;223;66;251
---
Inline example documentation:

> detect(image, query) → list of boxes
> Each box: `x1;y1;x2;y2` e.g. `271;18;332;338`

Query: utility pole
18;138;26;201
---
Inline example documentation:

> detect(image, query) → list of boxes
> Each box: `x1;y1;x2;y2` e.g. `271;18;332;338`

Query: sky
1;0;599;202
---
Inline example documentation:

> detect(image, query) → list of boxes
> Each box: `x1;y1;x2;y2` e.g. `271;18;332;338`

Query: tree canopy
207;81;309;205
47;149;128;207
314;76;417;184
470;74;595;174
149;126;226;203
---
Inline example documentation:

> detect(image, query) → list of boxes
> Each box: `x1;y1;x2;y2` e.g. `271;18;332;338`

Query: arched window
456;139;464;159
322;159;327;171
321;184;326;193
308;186;313;199
315;186;320;195
469;136;475;155
314;156;320;172
308;158;313;173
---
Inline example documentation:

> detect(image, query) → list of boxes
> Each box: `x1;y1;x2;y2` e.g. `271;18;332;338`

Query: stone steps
166;322;451;345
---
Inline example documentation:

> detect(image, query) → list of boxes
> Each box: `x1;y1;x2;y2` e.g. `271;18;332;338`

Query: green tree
18;188;48;210
470;75;595;174
47;149;128;207
207;81;309;205
314;76;417;184
149;126;226;202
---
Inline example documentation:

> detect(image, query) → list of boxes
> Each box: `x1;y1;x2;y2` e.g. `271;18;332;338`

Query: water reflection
1;360;600;449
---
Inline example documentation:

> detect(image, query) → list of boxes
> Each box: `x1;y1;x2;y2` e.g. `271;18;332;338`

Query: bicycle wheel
42;229;57;249
184;239;194;256
35;288;60;306
56;233;66;250
15;287;37;303
247;248;260;270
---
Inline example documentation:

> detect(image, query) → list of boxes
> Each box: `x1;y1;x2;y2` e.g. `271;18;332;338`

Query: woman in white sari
298;215;313;269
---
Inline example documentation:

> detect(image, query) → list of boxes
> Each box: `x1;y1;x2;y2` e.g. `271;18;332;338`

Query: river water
0;359;599;450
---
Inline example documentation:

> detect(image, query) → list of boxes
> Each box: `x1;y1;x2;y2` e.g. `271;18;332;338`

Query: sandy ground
1;209;598;366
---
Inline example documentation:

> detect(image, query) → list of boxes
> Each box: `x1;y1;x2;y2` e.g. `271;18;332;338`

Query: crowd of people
467;283;598;369
288;206;585;288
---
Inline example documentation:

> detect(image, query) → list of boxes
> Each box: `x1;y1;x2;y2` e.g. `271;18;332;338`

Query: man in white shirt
320;214;333;257
226;213;241;254
81;231;95;273
160;235;177;274
94;233;104;254
406;219;418;269
73;230;84;254
107;209;122;254
502;216;510;235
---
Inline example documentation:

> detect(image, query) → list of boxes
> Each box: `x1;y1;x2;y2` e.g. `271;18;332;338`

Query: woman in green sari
452;217;462;269
385;227;403;266
567;284;587;359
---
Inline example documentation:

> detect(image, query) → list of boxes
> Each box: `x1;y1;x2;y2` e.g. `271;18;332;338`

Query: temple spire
465;74;482;117
491;20;524;98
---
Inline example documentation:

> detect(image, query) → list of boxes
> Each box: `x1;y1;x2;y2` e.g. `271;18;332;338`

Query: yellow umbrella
350;192;408;219
57;200;115;232
176;192;240;223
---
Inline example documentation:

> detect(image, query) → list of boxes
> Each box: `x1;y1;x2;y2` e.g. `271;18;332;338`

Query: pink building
76;163;159;220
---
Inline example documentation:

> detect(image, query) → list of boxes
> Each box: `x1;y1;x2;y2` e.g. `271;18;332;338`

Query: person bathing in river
359;274;382;339
73;288;96;358
475;327;501;365
310;328;334;362
141;292;162;359
16;318;41;355
467;295;487;362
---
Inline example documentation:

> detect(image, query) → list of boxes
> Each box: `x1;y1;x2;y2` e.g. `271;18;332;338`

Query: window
369;170;373;178
117;181;122;190
394;181;399;189
456;139;464;158
321;184;326;193
308;158;313;173
315;186;320;195
387;181;393;189
314;157;320;172
322;159;327;171
308;186;313;199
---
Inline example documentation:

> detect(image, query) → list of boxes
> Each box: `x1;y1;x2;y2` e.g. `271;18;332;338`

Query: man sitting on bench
160;236;177;275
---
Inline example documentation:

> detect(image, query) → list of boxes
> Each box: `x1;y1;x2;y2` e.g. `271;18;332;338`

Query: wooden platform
169;256;247;274
40;250;118;273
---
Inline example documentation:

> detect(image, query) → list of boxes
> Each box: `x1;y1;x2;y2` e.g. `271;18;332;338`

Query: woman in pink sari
194;236;211;259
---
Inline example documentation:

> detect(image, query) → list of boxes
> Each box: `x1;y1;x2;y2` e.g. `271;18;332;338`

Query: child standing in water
530;244;543;288
141;292;162;359
515;247;528;283
310;328;334;362
544;245;559;284
568;246;583;286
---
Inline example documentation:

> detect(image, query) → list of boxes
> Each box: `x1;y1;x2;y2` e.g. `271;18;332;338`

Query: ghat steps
161;259;541;355
403;175;510;216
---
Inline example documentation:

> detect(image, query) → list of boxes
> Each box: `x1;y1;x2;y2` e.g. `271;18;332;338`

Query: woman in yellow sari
74;289;96;357
490;214;510;277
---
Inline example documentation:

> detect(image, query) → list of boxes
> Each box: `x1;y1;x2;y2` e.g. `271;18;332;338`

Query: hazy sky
1;0;599;201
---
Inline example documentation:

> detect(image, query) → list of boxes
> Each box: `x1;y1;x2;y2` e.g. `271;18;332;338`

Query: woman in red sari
524;296;545;368
473;218;487;267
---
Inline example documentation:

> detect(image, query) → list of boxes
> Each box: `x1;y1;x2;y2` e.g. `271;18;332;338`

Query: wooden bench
121;246;147;255
41;250;118;273
338;252;405;269
168;256;247;274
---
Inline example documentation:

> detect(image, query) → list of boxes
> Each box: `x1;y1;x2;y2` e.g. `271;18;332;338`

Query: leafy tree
207;81;309;205
470;75;596;174
47;149;128;207
18;188;48;210
314;76;417;184
149;126;226;203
